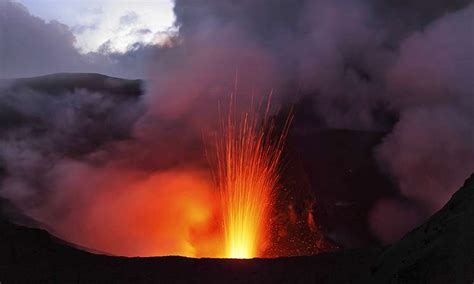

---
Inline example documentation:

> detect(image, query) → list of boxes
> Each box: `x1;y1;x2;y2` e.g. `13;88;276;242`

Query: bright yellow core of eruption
215;99;292;259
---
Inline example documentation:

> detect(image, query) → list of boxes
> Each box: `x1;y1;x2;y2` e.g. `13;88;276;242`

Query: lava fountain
213;96;292;258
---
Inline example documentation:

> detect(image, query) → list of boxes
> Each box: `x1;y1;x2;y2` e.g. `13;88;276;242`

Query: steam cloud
0;0;473;253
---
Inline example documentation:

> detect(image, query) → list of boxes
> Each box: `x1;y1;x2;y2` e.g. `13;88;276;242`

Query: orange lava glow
44;98;296;259
214;98;292;258
50;167;225;258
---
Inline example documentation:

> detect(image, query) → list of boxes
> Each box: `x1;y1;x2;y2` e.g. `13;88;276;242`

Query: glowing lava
214;97;292;258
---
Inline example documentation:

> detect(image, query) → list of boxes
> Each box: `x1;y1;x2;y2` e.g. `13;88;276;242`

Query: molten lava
214;98;292;258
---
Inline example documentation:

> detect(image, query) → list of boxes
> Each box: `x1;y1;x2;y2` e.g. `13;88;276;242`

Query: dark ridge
1;73;143;97
0;214;382;283
371;173;474;283
1;174;474;283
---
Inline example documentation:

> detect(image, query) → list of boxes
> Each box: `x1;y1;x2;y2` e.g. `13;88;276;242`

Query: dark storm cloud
0;1;83;78
0;0;161;79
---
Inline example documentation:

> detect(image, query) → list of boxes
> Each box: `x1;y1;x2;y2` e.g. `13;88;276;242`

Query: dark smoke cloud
169;0;472;130
152;0;474;244
0;81;222;256
0;83;143;207
170;0;392;130
372;4;474;242
0;0;473;252
368;0;472;41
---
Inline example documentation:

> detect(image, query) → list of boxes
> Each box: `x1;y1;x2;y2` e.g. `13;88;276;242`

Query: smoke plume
372;4;474;242
0;0;473;253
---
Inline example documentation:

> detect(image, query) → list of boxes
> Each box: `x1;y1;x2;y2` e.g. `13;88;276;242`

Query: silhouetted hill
1;73;143;97
0;212;382;283
371;174;474;283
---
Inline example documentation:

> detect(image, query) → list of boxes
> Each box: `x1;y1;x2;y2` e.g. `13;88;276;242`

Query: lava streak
214;97;292;258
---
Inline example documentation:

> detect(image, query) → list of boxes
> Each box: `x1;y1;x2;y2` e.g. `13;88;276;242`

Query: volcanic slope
371;173;474;283
1;73;143;97
1;175;474;283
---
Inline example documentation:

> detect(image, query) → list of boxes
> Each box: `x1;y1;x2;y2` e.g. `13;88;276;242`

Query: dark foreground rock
1;174;474;283
0;217;381;283
371;174;474;283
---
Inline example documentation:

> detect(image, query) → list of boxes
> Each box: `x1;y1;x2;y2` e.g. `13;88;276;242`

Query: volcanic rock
371;174;474;283
1;174;474;282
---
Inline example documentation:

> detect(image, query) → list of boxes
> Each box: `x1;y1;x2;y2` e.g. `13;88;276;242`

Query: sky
17;0;176;53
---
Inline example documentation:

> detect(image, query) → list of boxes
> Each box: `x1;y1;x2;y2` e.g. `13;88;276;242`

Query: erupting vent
214;96;292;258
